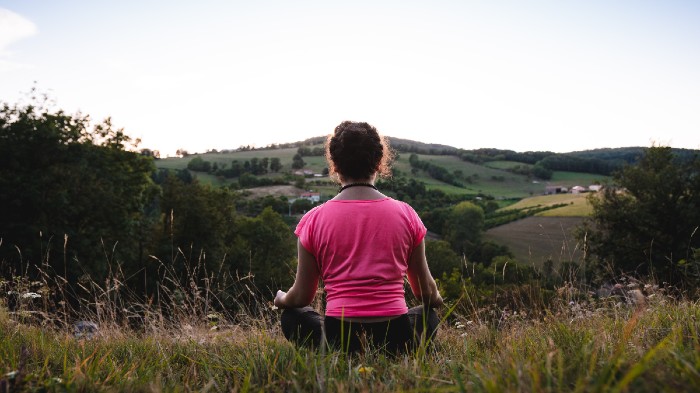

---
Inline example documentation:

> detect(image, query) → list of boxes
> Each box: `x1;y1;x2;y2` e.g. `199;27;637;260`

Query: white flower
21;292;41;299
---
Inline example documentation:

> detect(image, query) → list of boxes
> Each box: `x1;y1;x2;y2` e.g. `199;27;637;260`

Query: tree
292;153;305;169
443;201;485;256
232;207;297;293
580;146;700;290
270;157;282;172
187;156;211;172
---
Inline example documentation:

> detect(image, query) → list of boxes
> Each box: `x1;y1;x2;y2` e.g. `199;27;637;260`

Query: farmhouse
571;186;587;194
545;186;568;195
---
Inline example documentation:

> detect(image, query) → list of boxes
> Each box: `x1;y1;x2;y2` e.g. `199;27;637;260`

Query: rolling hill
155;140;617;201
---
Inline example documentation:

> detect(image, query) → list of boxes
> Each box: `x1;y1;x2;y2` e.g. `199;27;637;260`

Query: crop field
484;216;587;267
499;193;594;217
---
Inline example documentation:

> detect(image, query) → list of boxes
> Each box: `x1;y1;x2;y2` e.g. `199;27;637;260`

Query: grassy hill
156;146;610;200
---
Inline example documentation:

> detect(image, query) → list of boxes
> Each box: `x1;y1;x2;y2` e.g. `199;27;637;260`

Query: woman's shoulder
384;197;418;212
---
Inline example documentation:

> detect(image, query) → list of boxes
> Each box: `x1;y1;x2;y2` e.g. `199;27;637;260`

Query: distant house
589;184;603;192
300;192;320;203
571;186;587;194
293;169;315;176
545;186;568;195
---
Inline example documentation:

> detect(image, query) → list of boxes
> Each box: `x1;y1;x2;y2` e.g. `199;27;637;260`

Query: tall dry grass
1;241;699;392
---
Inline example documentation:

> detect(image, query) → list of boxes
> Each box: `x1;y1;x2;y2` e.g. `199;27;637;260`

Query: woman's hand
274;290;287;308
431;292;444;308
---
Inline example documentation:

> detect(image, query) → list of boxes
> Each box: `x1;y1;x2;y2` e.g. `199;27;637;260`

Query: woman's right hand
274;290;287;308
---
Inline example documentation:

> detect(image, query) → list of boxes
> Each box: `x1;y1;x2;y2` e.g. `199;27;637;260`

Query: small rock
73;321;99;339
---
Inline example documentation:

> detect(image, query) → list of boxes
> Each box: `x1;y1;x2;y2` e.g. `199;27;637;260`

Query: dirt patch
240;185;303;199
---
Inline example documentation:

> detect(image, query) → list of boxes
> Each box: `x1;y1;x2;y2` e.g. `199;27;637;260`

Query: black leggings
280;306;439;354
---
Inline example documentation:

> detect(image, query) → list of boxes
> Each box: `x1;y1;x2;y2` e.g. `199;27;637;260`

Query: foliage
291;153;305;169
538;154;618;176
580;146;700;292
425;240;463;279
0;94;157;282
152;174;296;297
443;201;485;256
187;156;212;172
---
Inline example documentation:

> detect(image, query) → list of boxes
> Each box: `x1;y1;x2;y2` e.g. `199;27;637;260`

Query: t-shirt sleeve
294;207;317;255
403;202;427;247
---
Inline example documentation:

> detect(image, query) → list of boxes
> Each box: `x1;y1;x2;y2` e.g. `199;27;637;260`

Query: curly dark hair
325;121;394;181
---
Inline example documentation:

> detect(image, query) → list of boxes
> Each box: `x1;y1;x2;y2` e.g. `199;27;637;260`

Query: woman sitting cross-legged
273;120;444;355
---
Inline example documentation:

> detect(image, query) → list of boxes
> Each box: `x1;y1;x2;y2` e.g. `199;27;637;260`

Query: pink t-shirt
294;197;427;317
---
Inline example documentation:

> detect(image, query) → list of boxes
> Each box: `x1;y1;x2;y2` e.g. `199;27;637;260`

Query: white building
300;192;321;203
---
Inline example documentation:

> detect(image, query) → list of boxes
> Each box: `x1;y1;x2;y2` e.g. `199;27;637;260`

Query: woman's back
295;197;427;317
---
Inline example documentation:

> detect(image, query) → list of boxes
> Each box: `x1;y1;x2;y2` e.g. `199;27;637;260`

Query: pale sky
1;1;699;157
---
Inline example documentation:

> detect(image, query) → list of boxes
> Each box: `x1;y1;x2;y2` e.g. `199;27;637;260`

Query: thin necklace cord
338;183;378;193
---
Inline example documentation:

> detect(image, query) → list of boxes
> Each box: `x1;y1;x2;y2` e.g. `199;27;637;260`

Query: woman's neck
334;177;384;200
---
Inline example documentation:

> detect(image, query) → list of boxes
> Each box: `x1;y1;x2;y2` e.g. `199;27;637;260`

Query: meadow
2;267;699;392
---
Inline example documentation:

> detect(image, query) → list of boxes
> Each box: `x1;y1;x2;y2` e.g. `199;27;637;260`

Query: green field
549;171;609;185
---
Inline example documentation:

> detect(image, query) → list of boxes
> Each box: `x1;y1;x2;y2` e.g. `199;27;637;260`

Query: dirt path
241;185;302;199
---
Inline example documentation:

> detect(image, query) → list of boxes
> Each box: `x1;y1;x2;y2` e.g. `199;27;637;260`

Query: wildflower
455;321;465;329
22;292;41;299
356;365;374;375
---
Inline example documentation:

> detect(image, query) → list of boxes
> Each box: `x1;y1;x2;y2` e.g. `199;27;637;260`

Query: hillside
155;140;626;200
